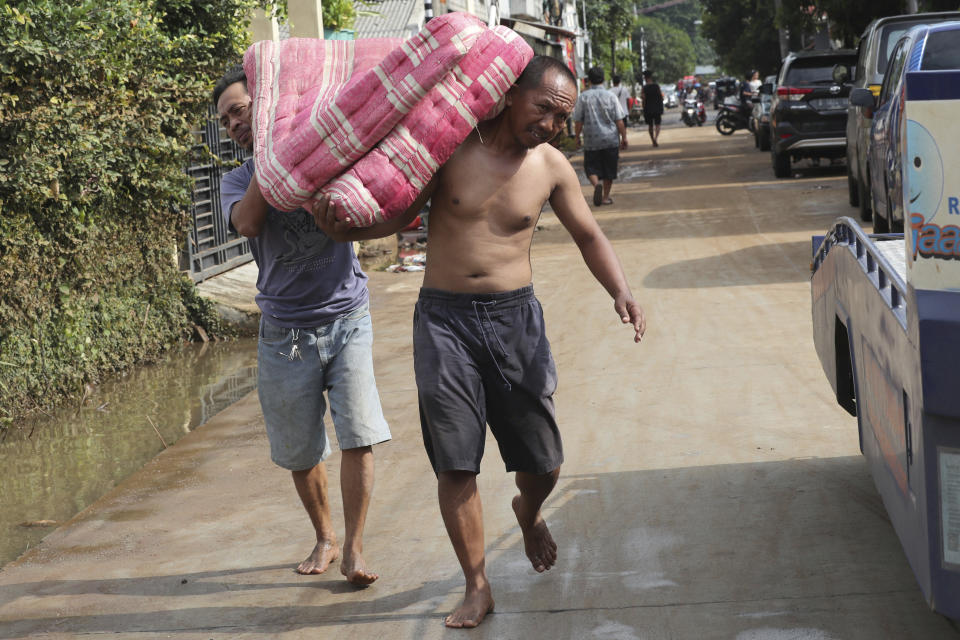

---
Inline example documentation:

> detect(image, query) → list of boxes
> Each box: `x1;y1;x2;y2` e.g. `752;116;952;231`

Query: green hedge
0;0;279;428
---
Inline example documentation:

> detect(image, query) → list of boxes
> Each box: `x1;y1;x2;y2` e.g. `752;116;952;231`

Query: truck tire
772;150;791;178
857;175;872;222
847;169;859;207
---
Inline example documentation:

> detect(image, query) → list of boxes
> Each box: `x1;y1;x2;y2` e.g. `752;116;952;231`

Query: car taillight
777;87;813;101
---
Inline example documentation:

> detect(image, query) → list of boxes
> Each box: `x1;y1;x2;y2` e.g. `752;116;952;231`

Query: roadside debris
386;253;426;272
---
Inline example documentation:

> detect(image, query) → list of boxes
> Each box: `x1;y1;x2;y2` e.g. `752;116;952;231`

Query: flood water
0;338;258;568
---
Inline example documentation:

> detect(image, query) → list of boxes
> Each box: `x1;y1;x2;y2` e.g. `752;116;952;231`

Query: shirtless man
313;55;645;627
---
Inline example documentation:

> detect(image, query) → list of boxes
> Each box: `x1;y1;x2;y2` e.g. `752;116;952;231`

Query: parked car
769;49;857;178
750;75;776;151
851;21;960;233
846;11;960;221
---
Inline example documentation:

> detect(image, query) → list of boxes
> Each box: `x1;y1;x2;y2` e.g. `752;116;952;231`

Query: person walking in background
213;66;391;586
640;69;664;148
573;66;628;206
610;73;630;128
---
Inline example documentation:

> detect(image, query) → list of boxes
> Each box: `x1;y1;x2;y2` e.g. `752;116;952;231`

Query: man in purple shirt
214;66;390;585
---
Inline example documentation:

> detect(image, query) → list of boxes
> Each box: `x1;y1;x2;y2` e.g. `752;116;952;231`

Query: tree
636;0;716;67
583;0;635;74
632;16;696;84
777;0;904;47
700;0;783;77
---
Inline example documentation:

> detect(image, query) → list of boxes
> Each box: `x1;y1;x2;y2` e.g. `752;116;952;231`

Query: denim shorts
257;304;391;471
413;285;563;475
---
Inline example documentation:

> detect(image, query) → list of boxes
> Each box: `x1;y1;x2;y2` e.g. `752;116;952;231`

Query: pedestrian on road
573;66;628;206
213;66;391;586
640;69;664;148
610;73;631;129
311;55;646;629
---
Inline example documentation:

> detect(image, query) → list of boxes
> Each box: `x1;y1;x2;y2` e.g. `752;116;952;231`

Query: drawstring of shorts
472;300;512;391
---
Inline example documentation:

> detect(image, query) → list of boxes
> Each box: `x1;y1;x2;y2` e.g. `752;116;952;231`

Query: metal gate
182;106;253;283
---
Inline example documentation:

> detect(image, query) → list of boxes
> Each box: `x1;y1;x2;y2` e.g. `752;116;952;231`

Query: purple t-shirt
220;160;369;328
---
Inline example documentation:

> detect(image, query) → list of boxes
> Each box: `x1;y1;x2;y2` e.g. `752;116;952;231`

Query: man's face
506;69;577;149
216;81;253;150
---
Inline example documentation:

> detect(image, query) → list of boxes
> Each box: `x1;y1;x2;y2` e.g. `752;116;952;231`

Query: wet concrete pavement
2;123;959;639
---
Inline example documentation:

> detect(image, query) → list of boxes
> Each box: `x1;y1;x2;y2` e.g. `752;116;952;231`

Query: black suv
769;49;857;178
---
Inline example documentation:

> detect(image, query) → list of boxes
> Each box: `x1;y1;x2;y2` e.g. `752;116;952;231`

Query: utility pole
425;0;433;22
639;26;646;75
581;0;592;68
906;0;919;13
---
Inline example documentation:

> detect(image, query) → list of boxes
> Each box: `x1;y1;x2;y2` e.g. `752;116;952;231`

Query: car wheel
847;169;859;207
857;175;872;222
716;115;735;135
772;150;791;178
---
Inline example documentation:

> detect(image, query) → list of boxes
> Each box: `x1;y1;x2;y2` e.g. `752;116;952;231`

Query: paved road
2;124;958;639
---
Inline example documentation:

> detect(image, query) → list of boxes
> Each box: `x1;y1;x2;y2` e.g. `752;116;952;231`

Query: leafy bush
0;0;276;427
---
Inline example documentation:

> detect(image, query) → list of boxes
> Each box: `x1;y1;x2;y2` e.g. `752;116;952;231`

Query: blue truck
811;36;960;619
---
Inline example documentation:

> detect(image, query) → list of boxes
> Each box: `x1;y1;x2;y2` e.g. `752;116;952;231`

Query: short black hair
515;55;577;92
612;74;622;84
643;69;653;79
587;66;604;85
213;64;247;106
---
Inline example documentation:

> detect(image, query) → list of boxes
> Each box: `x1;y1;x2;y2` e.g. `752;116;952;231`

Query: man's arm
546;151;645;342
311;175;438;242
574;120;584;149
616;119;628;150
231;177;270;238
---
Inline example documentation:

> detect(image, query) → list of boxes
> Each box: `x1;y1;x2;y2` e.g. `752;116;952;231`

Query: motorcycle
715;102;752;135
680;96;705;127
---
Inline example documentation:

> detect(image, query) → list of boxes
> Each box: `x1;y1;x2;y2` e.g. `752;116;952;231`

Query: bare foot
512;495;557;572
445;585;494;628
341;549;379;586
296;540;339;575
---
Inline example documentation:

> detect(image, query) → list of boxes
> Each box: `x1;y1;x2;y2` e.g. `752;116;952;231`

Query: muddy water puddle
0;339;258;568
575;158;678;185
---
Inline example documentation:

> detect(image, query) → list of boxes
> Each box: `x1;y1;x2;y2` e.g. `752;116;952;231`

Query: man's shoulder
532;143;573;186
222;159;254;188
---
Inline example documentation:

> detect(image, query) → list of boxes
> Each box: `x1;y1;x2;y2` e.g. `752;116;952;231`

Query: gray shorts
257;304;391;471
413;285;563;475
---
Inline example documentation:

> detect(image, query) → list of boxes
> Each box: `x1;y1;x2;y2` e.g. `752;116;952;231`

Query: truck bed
872;237;906;281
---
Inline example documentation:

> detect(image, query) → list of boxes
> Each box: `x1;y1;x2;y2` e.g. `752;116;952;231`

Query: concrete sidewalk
2;126;957;639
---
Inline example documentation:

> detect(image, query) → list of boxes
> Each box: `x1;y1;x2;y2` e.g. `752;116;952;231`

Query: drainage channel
0;338;258;568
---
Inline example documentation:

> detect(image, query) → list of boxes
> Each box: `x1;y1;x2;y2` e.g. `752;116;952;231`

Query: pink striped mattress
243;12;533;227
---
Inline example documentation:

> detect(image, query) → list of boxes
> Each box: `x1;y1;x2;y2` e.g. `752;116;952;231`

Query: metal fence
182;106;253;283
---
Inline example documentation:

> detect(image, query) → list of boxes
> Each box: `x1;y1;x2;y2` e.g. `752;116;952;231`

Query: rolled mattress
243;12;534;227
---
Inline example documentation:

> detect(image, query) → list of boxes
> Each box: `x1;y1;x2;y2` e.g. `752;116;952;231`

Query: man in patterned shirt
573;66;628;206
